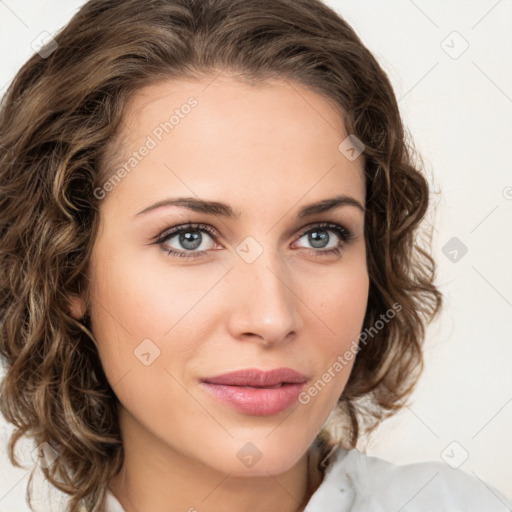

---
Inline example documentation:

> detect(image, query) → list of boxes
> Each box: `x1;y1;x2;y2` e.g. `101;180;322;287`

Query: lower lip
200;382;306;416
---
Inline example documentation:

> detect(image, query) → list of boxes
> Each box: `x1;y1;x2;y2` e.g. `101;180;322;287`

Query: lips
201;367;308;387
199;367;309;416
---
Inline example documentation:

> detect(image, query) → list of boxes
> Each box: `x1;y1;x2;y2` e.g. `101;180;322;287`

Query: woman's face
71;74;369;476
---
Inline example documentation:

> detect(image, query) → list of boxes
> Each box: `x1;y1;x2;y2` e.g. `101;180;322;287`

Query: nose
225;253;302;347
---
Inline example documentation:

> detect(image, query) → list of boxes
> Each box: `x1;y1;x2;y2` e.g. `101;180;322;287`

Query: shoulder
307;447;512;512
359;449;511;511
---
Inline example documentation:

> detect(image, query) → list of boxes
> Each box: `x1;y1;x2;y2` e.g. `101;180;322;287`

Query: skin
69;73;369;512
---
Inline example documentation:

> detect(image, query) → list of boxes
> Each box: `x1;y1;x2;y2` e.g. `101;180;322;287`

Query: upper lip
201;368;308;387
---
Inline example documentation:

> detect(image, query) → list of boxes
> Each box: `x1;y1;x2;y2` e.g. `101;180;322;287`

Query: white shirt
103;446;512;511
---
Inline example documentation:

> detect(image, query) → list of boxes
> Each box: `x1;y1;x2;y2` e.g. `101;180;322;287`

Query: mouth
199;368;308;416
235;383;288;389
200;367;308;387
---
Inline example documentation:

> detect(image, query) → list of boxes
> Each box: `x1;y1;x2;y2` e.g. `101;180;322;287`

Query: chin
196;436;309;477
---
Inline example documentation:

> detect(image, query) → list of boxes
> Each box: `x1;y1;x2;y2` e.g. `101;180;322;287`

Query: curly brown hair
0;0;442;510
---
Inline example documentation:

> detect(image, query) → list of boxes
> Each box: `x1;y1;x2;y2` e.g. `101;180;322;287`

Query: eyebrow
134;194;365;219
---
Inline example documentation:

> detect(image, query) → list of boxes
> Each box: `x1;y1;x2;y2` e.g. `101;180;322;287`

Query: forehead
101;74;365;212
122;73;347;137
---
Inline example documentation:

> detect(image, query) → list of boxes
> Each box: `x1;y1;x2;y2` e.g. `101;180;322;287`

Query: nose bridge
227;237;299;342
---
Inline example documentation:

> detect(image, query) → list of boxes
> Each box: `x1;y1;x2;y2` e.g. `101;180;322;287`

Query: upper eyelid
296;221;351;237
152;222;216;243
153;221;352;245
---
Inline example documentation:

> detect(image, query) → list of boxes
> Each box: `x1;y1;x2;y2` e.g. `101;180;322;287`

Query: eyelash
152;222;354;260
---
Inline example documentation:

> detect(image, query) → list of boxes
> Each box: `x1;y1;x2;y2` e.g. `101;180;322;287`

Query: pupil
180;230;202;250
310;230;329;249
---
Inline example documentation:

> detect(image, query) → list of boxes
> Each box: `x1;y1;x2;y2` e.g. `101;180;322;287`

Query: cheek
301;263;368;405
314;261;369;337
86;249;221;390
88;248;206;339
85;257;196;415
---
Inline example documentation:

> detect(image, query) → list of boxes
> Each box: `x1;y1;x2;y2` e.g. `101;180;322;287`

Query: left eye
294;223;352;251
153;222;352;259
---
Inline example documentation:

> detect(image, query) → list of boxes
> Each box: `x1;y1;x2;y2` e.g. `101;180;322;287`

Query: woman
0;1;510;511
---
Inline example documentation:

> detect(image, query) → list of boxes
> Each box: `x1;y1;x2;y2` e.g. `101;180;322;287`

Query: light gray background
1;0;511;510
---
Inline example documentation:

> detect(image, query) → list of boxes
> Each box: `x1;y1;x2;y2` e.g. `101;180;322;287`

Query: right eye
153;223;219;259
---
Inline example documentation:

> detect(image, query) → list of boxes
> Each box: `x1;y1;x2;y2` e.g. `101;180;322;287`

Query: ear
67;293;87;320
66;277;89;320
